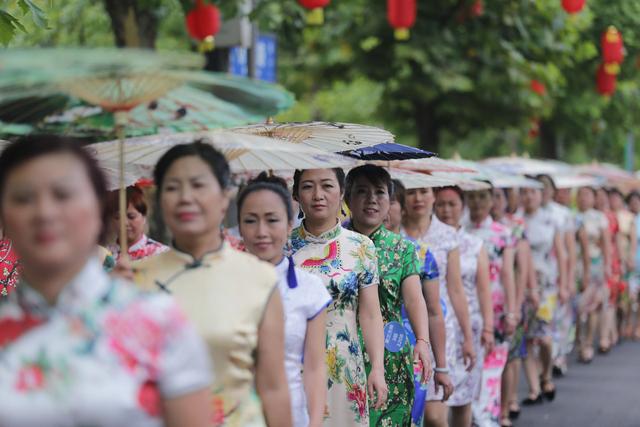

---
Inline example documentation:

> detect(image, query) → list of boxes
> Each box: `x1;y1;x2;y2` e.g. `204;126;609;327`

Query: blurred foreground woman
0;136;212;427
134;141;291;427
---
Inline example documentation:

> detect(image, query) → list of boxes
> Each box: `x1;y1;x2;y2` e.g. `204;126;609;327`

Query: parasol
383;157;479;173
574;162;640;192
0;48;294;260
340;142;435;161
231;121;394;152
482;156;571;176
86;131;357;175
388;168;491;191
432;158;543;190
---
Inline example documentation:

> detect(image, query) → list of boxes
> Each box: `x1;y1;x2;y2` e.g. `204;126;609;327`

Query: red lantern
298;0;330;25
388;0;416;41
185;0;221;52
602;26;624;65
530;79;546;95
470;0;484;17
596;64;617;96
561;0;586;14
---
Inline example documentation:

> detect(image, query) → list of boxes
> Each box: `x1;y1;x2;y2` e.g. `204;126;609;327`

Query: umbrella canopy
482;156;571;176
384;157;479;173
87;131;358;175
574;162;640;192
432;158;543;190
231;121;394;152
340;142;435;161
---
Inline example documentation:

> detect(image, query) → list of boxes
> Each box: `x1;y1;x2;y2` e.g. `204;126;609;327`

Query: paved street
516;341;640;427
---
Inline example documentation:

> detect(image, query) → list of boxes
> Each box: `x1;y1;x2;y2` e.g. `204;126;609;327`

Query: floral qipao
289;222;379;427
447;229;484;407
0;259;211;427
345;223;420;426
0;239;20;297
465;216;514;427
108;234;169;262
402;214;461;402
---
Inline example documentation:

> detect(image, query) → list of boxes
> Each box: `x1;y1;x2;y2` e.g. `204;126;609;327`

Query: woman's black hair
344;164;393;202
292;168;345;199
0;135;109;237
535;174;557;191
391;179;405;208
236;172;294;222
154;140;230;193
606;187;624;199
578;186;598;197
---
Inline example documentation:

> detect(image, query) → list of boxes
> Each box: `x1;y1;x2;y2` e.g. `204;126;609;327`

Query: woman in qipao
133;141;292;427
289;168;388;427
237;173;331;427
343;165;432;426
0;136;212;427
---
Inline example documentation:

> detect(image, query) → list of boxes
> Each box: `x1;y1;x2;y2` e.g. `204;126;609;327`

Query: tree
0;0;47;45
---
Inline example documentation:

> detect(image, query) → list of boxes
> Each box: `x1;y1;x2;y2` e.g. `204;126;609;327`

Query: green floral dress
290;222;379;427
346;224;420;427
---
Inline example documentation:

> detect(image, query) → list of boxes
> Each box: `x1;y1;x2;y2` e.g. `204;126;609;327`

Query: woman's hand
481;329;495;354
558;286;569;305
462;338;476;372
367;367;388;409
433;372;454;402
504;313;517;336
528;289;540;309
413;340;432;384
111;257;135;281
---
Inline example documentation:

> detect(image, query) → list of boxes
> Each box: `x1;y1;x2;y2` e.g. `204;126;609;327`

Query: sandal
508;402;521;420
541;379;556;402
522;392;543;406
500;416;513;427
579;347;594;364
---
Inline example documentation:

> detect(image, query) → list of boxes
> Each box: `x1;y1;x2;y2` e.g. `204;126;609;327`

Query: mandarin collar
299;219;342;244
128;234;150;252
170;241;228;267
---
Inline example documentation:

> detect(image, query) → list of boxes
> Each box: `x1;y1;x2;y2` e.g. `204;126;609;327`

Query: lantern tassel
604;62;621;75
306;8;324;25
394;28;410;41
198;35;215;52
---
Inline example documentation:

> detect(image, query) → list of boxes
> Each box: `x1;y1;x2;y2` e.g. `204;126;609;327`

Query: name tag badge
384;321;407;353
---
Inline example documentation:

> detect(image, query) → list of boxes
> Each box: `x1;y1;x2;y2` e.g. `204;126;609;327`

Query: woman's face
521;187;542;213
1;153;102;271
404;187;434;220
555;188;572;206
506;187;520;212
112;203;146;246
239;189;291;265
595;189;609;211
628;195;640;214
491;188;507;219
296;169;343;224
347;176;390;232
466;190;493;222
577;187;595;211
609;192;624;211
159;156;229;240
435;189;464;227
385;198;403;232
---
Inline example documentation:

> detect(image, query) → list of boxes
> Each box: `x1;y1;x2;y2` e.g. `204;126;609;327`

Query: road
515;341;640;427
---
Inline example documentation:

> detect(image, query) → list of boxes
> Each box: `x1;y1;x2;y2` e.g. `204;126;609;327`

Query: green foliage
0;0;48;45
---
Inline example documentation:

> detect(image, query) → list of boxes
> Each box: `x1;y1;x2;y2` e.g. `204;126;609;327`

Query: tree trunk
103;0;159;48
413;101;440;154
539;121;558;159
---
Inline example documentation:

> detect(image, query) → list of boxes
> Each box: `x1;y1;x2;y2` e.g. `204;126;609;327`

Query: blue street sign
229;34;277;83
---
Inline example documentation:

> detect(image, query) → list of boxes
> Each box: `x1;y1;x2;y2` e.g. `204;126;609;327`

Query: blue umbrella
340;142;435;161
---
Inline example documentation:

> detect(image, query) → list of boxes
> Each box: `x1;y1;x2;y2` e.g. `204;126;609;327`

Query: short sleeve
401;240;421;282
304;273;332;320
421;249;439;281
359;238;379;289
150;296;213;398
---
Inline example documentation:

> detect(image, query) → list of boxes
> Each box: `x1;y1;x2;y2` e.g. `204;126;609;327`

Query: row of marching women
2;134;640;427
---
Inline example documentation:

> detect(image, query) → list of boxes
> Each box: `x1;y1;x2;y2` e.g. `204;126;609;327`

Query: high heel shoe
508;405;521;420
541;379;556;402
522;393;543;406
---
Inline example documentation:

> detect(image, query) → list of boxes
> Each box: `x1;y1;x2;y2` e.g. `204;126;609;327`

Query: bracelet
434;367;449;374
482;328;493;334
416;338;430;346
505;312;516;319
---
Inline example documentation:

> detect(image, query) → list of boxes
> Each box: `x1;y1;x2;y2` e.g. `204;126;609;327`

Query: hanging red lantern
185;0;221;52
530;79;546;95
596;63;617;96
298;0;331;26
388;0;416;41
601;26;624;66
470;0;484;17
561;0;586;14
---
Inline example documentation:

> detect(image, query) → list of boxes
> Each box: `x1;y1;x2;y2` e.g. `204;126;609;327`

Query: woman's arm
445;248;476;369
402;274;431;383
501;247;517;334
303;310;328;427
476;247;494;353
514;240;530;311
565;230;577;297
554;232;568;303
256;291;292;427
358;285;388;409
601;226;612;279
578;227;591;291
629;221;637;273
422;278;453;401
164;389;211;427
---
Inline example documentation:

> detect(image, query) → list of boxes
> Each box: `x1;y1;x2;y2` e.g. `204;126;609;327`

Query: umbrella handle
116;111;129;264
